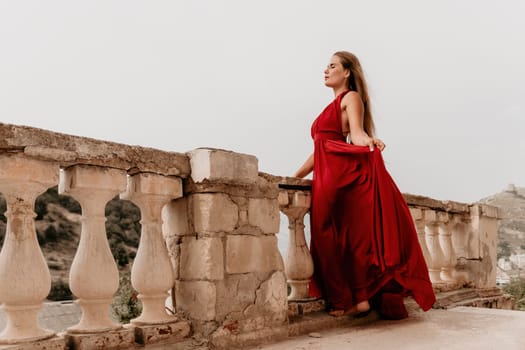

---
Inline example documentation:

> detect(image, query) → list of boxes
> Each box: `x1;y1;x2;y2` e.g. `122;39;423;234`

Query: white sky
1;0;523;203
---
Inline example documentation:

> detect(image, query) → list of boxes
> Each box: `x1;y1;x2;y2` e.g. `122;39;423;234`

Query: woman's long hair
334;51;375;137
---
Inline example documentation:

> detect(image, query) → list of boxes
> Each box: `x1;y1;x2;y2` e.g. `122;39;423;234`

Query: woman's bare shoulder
341;91;363;109
342;91;361;102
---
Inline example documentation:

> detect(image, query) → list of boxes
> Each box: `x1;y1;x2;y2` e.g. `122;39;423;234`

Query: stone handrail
0;122;501;349
0;123;190;176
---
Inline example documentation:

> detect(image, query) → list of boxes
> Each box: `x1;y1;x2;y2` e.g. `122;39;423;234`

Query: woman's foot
328;300;370;317
328;309;346;317
356;300;370;313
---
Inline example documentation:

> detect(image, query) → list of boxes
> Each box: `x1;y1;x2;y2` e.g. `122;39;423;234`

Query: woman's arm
342;92;385;151
294;152;314;178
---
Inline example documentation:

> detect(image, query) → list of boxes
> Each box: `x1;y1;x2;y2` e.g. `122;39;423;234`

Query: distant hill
479;184;525;260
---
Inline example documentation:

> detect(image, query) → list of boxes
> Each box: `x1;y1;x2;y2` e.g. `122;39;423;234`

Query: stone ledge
0;123;190;177
432;288;514;310
446;295;515;309
209;300;380;349
64;328;135;350
132;321;191;346
184;179;279;199
143;338;208;350
288;299;326;318
403;193;470;213
431;281;470;293
259;173;312;189
0;336;67;350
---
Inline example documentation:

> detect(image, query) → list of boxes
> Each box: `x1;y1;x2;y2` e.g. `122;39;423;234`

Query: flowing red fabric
309;91;435;319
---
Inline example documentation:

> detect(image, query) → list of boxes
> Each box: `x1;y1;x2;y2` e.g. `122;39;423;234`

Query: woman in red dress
294;51;435;319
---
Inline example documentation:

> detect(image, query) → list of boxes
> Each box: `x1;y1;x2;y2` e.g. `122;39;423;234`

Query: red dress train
309;91;435;319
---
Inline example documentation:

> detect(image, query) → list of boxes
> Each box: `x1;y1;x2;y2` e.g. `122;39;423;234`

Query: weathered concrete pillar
279;190;313;300
170;148;287;348
0;156;58;344
120;172;182;325
59;165;126;333
450;215;470;282
469;204;499;288
424;209;444;284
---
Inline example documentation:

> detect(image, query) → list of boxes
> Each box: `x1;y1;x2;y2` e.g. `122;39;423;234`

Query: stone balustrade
405;194;500;291
0;123;192;349
0;122;501;350
264;182;500;300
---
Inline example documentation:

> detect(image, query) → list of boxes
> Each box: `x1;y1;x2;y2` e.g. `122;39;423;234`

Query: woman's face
324;55;349;89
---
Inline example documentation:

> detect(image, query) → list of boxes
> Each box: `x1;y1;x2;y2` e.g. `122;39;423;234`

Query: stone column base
0;336;67;350
131;320;191;346
64;328;134;350
288;298;326;318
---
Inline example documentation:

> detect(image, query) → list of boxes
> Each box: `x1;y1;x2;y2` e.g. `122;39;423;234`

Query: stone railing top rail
404;193;500;219
0;123;190;177
259;173;312;189
0;123;500;218
261;173;499;219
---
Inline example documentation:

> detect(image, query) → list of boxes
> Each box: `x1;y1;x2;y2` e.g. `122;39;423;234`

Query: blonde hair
334;51;375;137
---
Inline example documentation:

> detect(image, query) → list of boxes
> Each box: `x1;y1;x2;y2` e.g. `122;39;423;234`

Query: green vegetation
502;278;525;310
105;197;141;267
112;271;142;323
35;186;81;218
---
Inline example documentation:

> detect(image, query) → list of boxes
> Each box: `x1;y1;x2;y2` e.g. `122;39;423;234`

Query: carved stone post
450;215;470;282
59;165;126;333
279;190;313;300
409;207;431;264
469;204;499;288
0;157;58;344
120;173;182;325
424;209;444;284
437;212;455;282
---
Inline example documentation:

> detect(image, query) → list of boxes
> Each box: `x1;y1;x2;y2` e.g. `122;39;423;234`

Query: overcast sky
1;0;523;203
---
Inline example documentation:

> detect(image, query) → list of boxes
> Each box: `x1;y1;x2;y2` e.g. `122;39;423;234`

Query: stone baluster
279;190;313;300
424;209;444;284
0;157;58;344
59;165;126;333
450;215;470;282
437;212;455;282
120;173;182;325
409;207;431;264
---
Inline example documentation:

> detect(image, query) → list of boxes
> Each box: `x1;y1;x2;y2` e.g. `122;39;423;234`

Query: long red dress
309;90;435;319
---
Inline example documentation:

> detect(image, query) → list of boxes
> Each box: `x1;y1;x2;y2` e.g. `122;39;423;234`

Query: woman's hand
372;138;386;151
351;134;386;151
